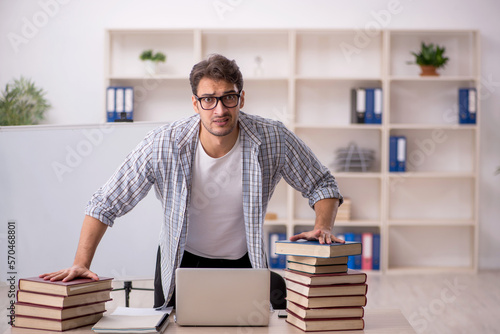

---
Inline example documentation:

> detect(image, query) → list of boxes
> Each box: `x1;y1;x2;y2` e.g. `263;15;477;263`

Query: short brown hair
189;54;244;95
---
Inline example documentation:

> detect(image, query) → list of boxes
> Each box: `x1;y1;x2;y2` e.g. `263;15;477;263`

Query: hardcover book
286;301;364;319
14;301;106;320
286;310;364;332
13;312;104;331
286;280;368;297
284;269;367;286
286;262;348;275
16;289;112;308
287;255;348;266
275;240;362;258
18;276;113;296
286;290;367;308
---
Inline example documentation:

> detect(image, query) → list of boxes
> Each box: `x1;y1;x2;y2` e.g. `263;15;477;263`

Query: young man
40;54;343;308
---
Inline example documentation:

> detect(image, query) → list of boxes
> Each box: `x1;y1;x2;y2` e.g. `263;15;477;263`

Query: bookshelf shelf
105;28;480;273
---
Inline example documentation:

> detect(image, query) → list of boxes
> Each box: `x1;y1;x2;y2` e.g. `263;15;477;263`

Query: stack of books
275;240;367;332
14;276;113;331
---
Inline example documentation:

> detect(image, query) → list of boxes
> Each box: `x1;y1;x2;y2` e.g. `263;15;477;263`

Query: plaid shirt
85;111;342;307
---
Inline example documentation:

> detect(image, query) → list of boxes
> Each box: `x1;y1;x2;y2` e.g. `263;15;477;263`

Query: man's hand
39;265;99;282
289;228;345;245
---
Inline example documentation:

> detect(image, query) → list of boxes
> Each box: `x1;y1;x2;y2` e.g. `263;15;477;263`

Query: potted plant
410;42;449;76
0;77;51;126
139;50;166;75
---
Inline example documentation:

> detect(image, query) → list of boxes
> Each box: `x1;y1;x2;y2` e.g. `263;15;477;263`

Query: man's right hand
39;265;99;282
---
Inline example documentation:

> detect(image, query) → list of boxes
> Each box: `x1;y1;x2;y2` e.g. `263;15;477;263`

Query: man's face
192;77;245;138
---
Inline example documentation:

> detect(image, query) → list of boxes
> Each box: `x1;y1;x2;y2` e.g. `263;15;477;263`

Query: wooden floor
2;270;499;334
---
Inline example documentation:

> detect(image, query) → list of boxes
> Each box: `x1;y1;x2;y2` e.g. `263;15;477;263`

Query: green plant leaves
0;77;51;126
410;42;449;68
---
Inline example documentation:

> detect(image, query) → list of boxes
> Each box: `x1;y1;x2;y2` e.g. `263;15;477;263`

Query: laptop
175;268;270;326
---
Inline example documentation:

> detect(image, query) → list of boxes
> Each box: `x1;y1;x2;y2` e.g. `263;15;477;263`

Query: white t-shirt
185;134;247;259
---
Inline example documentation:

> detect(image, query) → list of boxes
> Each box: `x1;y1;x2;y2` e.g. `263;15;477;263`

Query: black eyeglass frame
194;92;242;110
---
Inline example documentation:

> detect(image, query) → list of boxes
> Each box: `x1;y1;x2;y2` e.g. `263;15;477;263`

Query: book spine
353;234;362;270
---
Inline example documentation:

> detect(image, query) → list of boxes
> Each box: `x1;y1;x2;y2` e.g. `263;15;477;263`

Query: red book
18;276;113;296
13;312;104;331
284;269;367;286
286;309;365;332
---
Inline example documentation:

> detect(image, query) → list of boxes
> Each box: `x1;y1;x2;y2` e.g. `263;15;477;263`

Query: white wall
1;0;499;269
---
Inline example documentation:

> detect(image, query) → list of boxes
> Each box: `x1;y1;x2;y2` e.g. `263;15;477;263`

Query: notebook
175;268;270;326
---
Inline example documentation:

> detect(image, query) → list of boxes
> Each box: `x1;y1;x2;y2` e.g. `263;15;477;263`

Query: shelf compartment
389;80;477;125
296;30;382;78
242;79;290;125
295;79;382;127
108;30;196;78
389;30;478;77
295;128;382;173
388;177;474;220
110;78;192;123
388;225;474;269
389;128;476;173
294;177;381;222
202;31;290;78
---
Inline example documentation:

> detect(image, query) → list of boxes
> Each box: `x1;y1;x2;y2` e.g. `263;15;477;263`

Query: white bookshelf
105;28;480;273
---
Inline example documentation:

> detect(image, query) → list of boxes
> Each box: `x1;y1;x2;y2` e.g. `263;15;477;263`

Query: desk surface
6;308;415;334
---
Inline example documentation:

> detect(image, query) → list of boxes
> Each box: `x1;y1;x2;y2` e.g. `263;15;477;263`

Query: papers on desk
92;307;171;333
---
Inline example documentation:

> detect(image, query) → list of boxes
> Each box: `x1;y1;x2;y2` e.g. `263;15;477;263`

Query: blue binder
389;136;398;172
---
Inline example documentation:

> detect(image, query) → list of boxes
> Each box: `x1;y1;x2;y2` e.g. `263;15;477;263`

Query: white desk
6;309;415;334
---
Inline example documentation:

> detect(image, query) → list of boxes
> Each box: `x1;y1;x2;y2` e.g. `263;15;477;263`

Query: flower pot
144;60;158;75
419;65;439;76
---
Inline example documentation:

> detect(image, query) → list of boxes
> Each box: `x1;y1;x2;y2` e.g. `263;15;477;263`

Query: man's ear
192;95;200;114
239;90;245;109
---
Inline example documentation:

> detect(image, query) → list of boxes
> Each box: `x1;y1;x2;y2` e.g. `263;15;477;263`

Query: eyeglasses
194;93;241;110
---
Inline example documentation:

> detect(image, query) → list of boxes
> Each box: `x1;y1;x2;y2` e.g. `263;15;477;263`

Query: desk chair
153;247;287;309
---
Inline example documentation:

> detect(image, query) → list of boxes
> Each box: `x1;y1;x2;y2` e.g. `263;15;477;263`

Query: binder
353;233;362;269
106;87;116;122
372;233;380;270
389;136;398;172
351;88;365;124
107;86;134;122
343;232;356;269
459;88;477;124
269;232;286;269
396;136;407;172
364;88;375;124
361;233;373;270
373;88;382;124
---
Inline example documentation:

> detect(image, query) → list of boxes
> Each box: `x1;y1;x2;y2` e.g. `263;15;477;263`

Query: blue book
389;136;398;172
396;136;407;172
364;88;375;124
269;232;287;269
372;233;380;270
